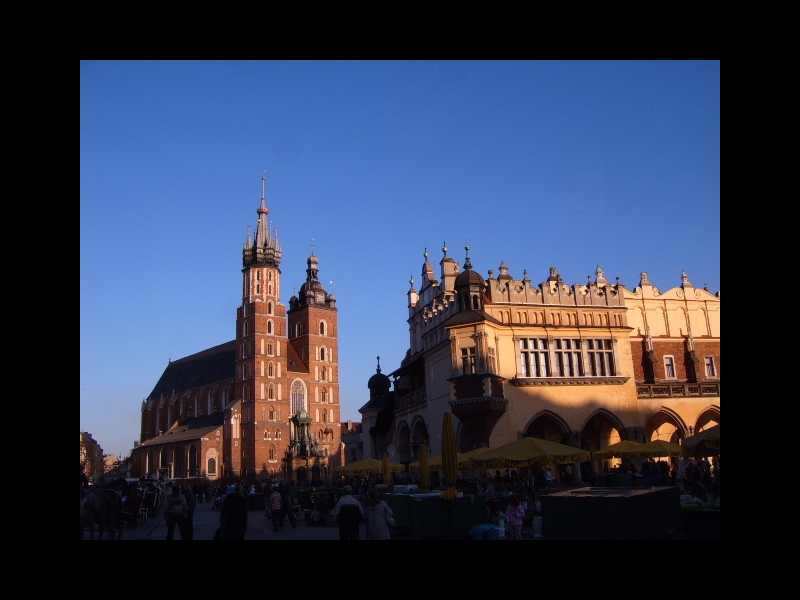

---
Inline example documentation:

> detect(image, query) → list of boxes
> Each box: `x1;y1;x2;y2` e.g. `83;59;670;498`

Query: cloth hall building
360;245;720;467
131;185;341;482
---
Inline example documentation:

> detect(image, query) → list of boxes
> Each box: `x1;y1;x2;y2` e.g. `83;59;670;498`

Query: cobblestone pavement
123;501;340;541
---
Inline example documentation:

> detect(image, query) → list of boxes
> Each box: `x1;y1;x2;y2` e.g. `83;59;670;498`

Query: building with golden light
360;245;719;468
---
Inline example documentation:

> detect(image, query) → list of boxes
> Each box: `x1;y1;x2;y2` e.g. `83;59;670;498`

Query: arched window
268;271;273;281
268;363;274;377
268;283;273;295
320;347;326;361
472;295;480;310
268;384;274;400
322;409;328;423
291;380;306;415
257;271;261;281
267;320;273;334
321;367;327;381
276;430;281;439
269;446;275;460
321;388;328;403
268;301;273;315
207;457;216;475
267;343;273;356
269;408;275;421
256;283;261;294
320;321;327;335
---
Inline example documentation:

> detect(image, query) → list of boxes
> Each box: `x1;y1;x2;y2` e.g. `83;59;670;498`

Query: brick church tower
232;177;341;480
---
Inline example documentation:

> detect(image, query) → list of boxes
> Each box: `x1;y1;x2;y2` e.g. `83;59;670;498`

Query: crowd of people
82;452;718;540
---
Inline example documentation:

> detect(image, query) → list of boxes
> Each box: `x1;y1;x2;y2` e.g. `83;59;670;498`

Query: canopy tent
682;425;720;455
341;458;403;474
591;440;648;458
639;440;683;457
467;437;590;468
409;446;492;470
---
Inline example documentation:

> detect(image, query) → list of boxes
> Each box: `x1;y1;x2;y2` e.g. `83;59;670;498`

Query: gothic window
663;355;677;379
321;388;328;403
268;301;273;315
320;321;327;336
267;320;273;335
268;363;274;377
460;347;477;374
269;446;276;461
268;271;273;281
554;339;584;377
268;284;273;295
587;339;616;377
267;343;273;356
276;430;281;439
291;380;306;415
243;321;248;337
704;356;717;378
321;367;327;381
488;347;497;374
295;323;302;337
320;347;326;361
268;384;274;400
519;338;550;378
269;408;275;421
207;457;216;475
257;271;261;281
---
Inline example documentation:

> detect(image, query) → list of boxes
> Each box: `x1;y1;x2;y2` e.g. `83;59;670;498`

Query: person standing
269;486;283;533
165;485;188;540
505;495;525;540
364;489;395;540
218;485;248;540
282;484;297;529
180;485;196;541
332;485;363;540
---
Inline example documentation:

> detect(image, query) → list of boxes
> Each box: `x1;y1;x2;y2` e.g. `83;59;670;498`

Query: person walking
332;485;363;540
364;489;395;540
268;486;283;533
165;485;188;540
218;485;248;540
180;485;196;541
281;484;297;529
506;495;525;540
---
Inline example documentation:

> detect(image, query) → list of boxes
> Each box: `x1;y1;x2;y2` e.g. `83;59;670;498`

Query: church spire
255;175;269;248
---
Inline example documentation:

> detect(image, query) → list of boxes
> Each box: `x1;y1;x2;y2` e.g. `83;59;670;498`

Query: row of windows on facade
458;338;616;378
662;355;718;379
145;452;216;476
150;388;231;427
240;338;334;364
241;362;335;384
242;316;330;338
263;446;330;460
497;310;624;327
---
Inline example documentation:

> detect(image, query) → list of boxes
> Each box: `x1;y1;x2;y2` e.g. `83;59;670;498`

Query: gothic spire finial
423;247;429;261
258;172;268;215
442;241;448;257
376;355;381;374
463;243;472;270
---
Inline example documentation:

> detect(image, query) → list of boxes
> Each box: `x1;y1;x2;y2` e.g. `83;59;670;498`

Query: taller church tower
235;177;287;477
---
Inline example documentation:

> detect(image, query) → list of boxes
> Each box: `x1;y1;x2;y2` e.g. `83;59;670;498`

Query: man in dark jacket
180;485;196;541
218;485;248;541
331;486;363;540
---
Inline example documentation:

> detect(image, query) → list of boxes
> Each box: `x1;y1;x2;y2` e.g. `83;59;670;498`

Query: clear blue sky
80;60;720;457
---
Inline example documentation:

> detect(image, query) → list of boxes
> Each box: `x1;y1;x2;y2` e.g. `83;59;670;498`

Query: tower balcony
447;372;507;451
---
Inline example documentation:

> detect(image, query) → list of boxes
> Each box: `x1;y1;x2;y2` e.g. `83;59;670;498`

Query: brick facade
131;189;341;482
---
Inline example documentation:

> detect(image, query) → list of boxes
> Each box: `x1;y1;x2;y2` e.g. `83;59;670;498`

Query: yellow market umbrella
419;444;430;490
469;437;590;468
592;440;648;459
382;454;392;485
640;440;682;457
409;447;491;470
441;413;458;498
